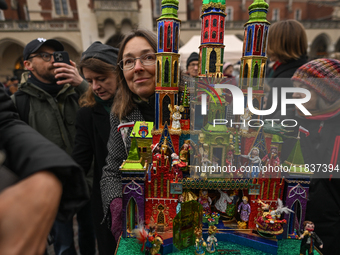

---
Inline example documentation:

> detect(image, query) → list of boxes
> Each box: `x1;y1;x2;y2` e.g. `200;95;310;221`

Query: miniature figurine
299;221;323;255
198;189;212;214
179;140;191;164
194;227;206;255
238;196;251;224
206;226;218;253
255;199;293;237
171;153;184;181
215;190;237;218
240;107;253;133
168;104;184;131
261;145;280;177
134;225;163;255
241;147;261;178
176;194;184;214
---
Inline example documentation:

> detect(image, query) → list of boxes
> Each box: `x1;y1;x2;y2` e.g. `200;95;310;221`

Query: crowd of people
1;16;340;255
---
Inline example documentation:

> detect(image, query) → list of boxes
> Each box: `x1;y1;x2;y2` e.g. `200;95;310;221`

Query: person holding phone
11;38;93;255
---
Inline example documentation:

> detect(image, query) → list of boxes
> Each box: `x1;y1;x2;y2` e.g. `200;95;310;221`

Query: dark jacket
278;107;340;255
12;72;88;155
265;56;308;118
72;104;116;254
0;85;89;221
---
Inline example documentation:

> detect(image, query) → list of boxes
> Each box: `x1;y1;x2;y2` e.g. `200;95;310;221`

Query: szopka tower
198;0;226;77
239;0;270;111
155;0;181;131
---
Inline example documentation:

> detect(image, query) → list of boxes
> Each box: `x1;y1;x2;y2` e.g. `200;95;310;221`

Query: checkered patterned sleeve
100;108;144;224
100;113;127;223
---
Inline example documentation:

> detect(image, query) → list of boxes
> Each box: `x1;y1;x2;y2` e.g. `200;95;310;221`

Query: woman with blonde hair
264;20;308;118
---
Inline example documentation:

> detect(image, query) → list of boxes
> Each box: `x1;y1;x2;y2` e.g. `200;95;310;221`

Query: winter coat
278;107;340;255
12;72;88;155
0;85;89;221
72;104;116;254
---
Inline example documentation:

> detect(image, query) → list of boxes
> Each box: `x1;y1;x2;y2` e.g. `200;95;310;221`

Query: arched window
174;26;178;50
212;31;216;39
162;95;171;125
243;63;249;86
262;29;268;53
247;28;252;52
253;63;259;87
244;63;248;78
174;61;178;83
213;19;217;27
205;19;208;27
220;32;223;40
167;24;171;49
209;49;217;73
157;60;160;83
159;26;163;49
204;32;208;39
220;20;223;28
164;59;169;83
256;28;262;52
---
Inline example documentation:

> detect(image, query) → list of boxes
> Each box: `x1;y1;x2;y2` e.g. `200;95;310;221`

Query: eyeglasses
28;52;53;62
119;53;156;71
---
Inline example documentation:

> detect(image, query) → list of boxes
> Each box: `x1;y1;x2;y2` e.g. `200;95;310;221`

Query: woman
100;29;157;241
264;20;308;118
72;41;118;254
279;58;340;254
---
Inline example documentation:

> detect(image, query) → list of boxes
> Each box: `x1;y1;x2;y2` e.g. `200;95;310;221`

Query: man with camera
12;38;94;255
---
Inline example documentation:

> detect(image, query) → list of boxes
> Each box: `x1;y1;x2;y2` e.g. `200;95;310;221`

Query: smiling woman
100;29;157;243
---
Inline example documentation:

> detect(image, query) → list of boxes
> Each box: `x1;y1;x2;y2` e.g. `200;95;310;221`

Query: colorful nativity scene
116;0;319;254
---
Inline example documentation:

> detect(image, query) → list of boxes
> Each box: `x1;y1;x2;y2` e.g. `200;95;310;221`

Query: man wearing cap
13;38;87;154
12;38;89;254
186;52;199;77
278;58;340;254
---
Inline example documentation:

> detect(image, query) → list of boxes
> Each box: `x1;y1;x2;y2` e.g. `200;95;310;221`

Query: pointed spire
247;0;269;24
159;0;179;19
283;139;309;174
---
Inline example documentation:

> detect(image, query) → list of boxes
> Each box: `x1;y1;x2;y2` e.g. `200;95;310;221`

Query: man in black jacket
0;82;89;254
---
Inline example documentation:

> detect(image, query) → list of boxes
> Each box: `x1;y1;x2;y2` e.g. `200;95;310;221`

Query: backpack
12;91;30;124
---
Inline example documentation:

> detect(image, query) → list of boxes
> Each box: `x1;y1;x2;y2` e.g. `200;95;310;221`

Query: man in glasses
11;38;92;255
186;52;199;77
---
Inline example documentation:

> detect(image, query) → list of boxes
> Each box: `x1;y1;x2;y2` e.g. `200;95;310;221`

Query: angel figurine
168;104;184;131
206;226;218;254
241;147;261;178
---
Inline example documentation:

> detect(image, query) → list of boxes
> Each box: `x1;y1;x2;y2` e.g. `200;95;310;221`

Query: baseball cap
23;38;64;60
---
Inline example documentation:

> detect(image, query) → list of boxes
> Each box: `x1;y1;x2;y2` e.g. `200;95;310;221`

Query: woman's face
292;81;319;111
122;37;156;101
83;67;117;101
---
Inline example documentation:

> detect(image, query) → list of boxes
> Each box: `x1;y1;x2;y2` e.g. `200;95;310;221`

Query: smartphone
53;51;71;65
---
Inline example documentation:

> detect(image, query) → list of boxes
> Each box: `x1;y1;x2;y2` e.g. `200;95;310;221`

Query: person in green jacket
12;38;95;255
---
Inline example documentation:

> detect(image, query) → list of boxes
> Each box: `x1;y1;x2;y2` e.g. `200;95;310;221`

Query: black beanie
186;52;199;69
81;41;119;66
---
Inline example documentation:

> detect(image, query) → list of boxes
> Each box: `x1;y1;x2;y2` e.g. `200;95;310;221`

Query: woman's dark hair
111;29;157;120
